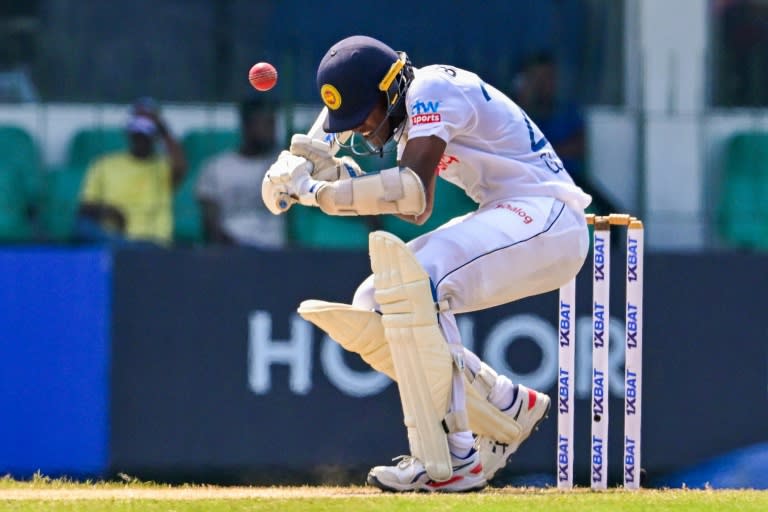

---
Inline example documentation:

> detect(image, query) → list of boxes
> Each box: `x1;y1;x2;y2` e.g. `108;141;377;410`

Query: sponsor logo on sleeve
411;100;440;114
435;154;459;174
410;99;441;125
412;113;441;125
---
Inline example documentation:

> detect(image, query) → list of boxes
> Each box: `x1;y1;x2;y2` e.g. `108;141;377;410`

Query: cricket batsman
261;35;592;492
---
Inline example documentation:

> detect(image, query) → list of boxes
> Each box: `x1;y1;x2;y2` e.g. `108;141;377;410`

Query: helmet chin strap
338;113;404;157
338;133;390;157
334;94;408;157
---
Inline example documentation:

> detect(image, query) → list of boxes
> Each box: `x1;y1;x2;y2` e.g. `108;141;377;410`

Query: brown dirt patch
0;486;382;501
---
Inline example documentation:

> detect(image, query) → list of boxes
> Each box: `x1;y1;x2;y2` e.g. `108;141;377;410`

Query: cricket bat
269;108;353;213
305;107;352;155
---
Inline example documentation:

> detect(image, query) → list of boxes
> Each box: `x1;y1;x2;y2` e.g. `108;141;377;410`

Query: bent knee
352;274;378;310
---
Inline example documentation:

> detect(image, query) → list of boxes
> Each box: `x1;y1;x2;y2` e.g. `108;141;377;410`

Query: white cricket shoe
479;384;551;481
367;450;487;493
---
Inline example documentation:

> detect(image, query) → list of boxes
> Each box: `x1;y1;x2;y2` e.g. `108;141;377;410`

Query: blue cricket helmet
317;35;411;133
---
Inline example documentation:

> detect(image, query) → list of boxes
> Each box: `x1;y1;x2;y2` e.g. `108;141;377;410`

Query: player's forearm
393;202;433;225
314;167;425;217
392;168;436;225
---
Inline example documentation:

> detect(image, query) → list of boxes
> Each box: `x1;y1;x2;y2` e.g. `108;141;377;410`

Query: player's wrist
296;176;322;206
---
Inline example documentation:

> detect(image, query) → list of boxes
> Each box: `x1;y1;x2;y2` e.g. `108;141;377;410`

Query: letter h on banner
248;311;312;394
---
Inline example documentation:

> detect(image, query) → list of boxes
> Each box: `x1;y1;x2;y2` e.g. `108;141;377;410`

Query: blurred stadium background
0;0;766;490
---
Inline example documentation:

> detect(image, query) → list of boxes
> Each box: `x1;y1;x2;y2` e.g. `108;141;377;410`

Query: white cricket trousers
353;196;589;314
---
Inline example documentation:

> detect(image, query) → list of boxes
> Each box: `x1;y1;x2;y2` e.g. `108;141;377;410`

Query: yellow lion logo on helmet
321;84;342;110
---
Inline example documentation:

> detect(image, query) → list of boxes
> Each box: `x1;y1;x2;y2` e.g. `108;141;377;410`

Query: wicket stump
557;213;644;490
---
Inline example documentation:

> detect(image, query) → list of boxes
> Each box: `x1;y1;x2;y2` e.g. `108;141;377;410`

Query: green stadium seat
0;125;43;204
717;132;768;250
173;129;239;244
173;177;204;245
67;127;127;168
288;205;373;249
38;166;86;242
181;129;239;175
0;161;34;242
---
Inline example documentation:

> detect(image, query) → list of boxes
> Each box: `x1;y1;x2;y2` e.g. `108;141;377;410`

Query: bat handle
276;193;296;213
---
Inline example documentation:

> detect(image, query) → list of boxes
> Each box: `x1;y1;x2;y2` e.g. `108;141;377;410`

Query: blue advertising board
109;248;768;486
0;248;111;477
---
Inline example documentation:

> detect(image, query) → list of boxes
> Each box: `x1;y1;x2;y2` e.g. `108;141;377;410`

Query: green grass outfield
0;477;766;511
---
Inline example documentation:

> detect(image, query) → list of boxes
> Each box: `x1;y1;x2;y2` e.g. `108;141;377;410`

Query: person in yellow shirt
77;99;187;245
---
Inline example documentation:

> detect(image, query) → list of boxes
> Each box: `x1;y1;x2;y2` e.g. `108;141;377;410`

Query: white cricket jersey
398;65;591;210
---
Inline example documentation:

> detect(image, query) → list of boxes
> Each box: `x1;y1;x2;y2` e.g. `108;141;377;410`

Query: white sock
463;349;519;413
448;431;474;461
487;374;519;412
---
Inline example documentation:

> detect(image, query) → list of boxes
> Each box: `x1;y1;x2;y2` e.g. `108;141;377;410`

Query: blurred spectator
77;98;187;246
513;51;618;215
195;96;285;247
713;0;768;106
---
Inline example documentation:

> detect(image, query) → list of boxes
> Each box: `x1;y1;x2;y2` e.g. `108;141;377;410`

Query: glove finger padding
290;134;364;181
265;150;312;183
289;134;333;161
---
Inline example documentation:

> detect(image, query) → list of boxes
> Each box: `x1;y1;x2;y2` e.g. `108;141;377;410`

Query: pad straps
437;299;470;434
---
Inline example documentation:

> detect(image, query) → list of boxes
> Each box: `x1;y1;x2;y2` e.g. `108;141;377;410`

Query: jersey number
540;152;564;173
522;111;548;152
438;66;457;77
521;110;564;173
474;82;564;173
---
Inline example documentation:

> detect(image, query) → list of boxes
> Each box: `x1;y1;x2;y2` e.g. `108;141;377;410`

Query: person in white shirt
261;35;592;492
197;97;284;247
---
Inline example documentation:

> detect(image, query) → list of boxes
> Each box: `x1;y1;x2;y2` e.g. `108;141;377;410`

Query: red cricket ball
249;62;278;92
